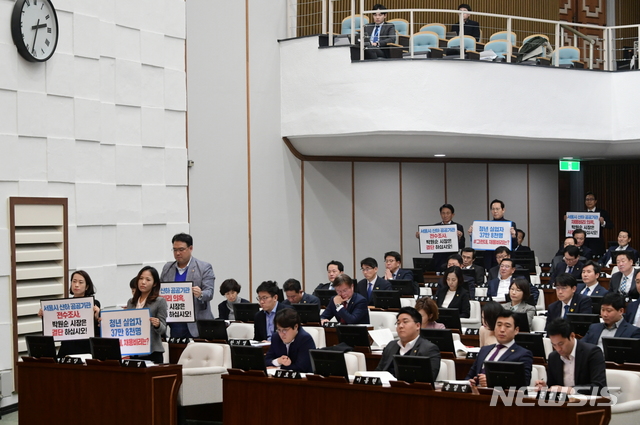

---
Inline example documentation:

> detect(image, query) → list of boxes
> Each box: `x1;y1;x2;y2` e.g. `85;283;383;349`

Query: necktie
621;276;629;295
339;301;348;324
372;25;380;43
563;305;569;318
582;286;590;296
567;266;573;274
481;344;506;373
367;282;373;298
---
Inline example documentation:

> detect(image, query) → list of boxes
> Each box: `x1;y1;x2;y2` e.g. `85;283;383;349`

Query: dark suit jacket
609;269;640;298
451;18;480;41
548;260;584;285
435;286;470;318
375;336;441;379
217;298;250;320
282;292;321;306
583;208;613;256
576;283;609;297
320;292;370;324
465;342;533;386
363;22;396;47
624;299;640;325
254;302;291;342
599;246;639;266
513;245;531;252
264;327;316;372
466;264;485;286
431;221;466;271
582;319;640;345
546;340;606;395
545;294;592;331
356;276;392;305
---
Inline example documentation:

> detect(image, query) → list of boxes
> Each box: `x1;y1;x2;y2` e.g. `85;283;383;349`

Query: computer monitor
513;312;530;333
232;303;260;323
292;303;321;324
413;257;434;272
590;296;604;315
309;349;349;381
512;269;532;284
566;313;600;337
25;335;57;358
336;325;371;348
89;337;122;361
411;268;425;284
372;290;401;310
197;319;228;341
514;332;545;358
314;289;336;308
420;329;455;353
437;308;462;330
484;361;527;388
389;280;414;297
230;345;267;373
393;355;435;385
512;251;536;272
602;337;640;364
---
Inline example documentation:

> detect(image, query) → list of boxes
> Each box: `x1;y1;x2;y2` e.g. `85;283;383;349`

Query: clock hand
32;23;47;30
32;19;41;53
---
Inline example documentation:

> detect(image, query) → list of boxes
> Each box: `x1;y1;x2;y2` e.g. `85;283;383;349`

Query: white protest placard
565;212;600;238
41;297;95;341
100;309;151;356
418;225;459;254
160;282;195;323
471;220;512;250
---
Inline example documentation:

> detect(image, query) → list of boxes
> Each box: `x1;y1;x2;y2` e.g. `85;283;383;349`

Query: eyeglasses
276;327;292;334
172;248;188;253
395;319;419;327
361;267;374;272
256;296;272;302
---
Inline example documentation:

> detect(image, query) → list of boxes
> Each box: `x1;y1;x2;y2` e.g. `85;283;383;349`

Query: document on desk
369;328;394;350
454;340;480;358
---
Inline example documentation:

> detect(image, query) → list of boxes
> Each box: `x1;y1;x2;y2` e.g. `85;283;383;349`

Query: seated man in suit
487;258;519;303
545;274;592;331
487;246;511;282
383;251;417;295
609;251;640;298
313;260;343;295
356;257;392;306
583;292;640;350
513;229;531;252
264;308;316;373
282;278;320;306
572;229;593;261
550;236;577;270
576;261;608;297
254;281;291;342
599;230;639;267
535;318;606;395
320;274;370;325
549;245;584;285
466;310;533;387
461;247;485;287
451;3;480;41
362;4;396;59
376;307;441;378
623;273;640;326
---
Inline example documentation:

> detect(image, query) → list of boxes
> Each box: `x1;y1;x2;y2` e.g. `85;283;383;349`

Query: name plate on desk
229;339;251;346
323;322;339;328
168;337;190;344
540;272;551;277
56;357;83;365
353;376;382;386
442;382;471;393
465;328;480;335
426;282;439;288
122;359;147;368
535;390;568;402
540;284;553;289
274;370;301;379
466;352;478;359
475;296;492;302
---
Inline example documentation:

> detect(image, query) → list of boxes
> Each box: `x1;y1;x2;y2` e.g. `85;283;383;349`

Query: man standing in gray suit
161;233;215;338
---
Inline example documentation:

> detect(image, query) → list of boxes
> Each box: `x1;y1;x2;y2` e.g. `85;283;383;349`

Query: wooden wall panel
559;0;606;25
583;162;640;249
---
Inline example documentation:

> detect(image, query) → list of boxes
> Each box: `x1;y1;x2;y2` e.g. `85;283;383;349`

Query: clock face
11;0;59;62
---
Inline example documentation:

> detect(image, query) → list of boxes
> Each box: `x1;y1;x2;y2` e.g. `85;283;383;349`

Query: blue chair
552;46;582;66
411;31;441;55
489;31;517;45
483;40;509;58
419;23;446;40
388;19;409;36
341;15;368;34
447;35;476;52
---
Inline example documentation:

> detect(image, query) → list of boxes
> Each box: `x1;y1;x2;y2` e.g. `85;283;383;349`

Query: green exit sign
559;160;580;171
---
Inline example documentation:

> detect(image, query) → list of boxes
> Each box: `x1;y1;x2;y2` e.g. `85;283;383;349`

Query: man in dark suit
571;229;593;260
536;318;606;395
609;251;640;298
545;274;592;331
282;278;320;306
450;3;480;41
549;245;584;285
383;251;418;295
582;191;614;257
599;230;638;267
254;281;291;342
466;310;533;387
362;4;396;59
320;274;370;325
582;292;640;350
486;246;513;281
513;229;531;252
264;309;316;373
417;203;466;272
576;261;609;297
623;273;640;326
356;257;392;305
376;307;441;378
461;247;485;286
313;260;343;295
550;236;577;270
487;258;538;306
468;199;518;271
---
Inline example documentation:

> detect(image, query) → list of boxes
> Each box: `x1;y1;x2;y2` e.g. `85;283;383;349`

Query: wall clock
11;0;59;62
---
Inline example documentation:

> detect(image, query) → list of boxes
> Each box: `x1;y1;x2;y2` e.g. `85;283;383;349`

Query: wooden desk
222;373;610;425
18;360;182;425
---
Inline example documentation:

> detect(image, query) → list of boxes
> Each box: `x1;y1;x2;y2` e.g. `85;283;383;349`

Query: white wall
0;0;188;406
